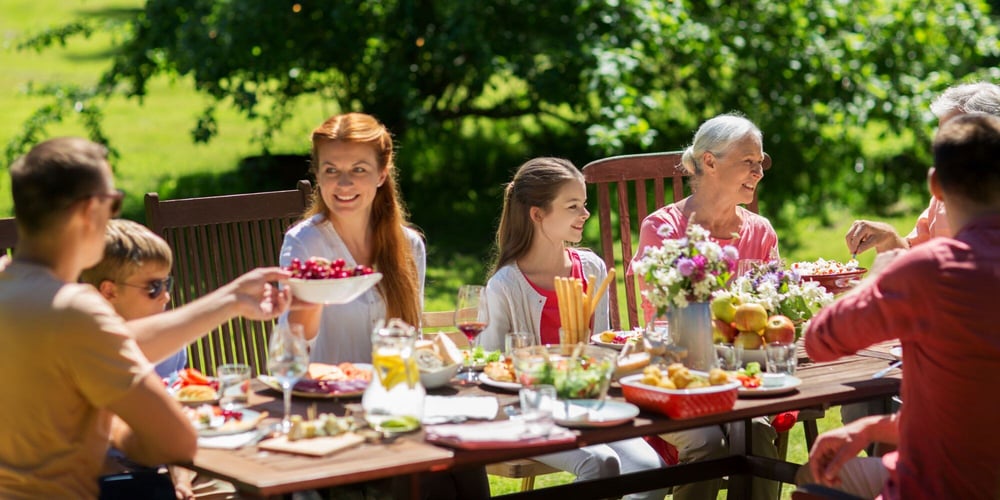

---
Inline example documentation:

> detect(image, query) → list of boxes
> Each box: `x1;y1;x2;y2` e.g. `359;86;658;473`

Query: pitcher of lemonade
362;318;425;431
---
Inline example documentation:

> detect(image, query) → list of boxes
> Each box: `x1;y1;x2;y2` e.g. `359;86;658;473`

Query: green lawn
3;3;911;498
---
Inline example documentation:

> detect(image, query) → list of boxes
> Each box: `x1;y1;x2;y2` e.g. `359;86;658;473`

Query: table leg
727;418;752;500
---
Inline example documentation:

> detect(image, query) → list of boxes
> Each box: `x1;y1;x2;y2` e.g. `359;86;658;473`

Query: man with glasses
0;137;292;498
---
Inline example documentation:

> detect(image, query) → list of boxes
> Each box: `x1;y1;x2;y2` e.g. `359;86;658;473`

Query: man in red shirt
803;113;1000;499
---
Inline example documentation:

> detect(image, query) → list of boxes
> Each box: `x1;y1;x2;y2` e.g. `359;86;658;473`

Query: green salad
522;356;613;399
463;346;502;366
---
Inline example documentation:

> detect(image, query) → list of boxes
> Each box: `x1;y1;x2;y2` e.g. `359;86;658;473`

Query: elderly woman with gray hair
846;81;1000;255
630;113;781;500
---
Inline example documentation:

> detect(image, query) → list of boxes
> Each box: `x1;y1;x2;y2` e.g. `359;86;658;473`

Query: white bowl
419;363;461;389
286;273;383;304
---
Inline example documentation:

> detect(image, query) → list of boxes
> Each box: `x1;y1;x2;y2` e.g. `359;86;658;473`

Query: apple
764;315;796;344
713;318;738;343
733;303;768;332
711;295;742;323
734;330;764;350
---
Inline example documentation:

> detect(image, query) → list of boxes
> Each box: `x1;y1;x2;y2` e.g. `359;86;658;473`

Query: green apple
734;330;764;350
711;295;742;323
733;303;768;332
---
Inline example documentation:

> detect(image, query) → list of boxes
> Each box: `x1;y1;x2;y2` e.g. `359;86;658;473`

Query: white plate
286;273;382;304
477;372;521;391
551;399;640;428
890;346;902;360
738;375;802;398
590;332;640;351
195;408;263;437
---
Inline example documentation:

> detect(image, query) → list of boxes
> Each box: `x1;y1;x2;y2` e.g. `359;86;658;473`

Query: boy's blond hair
80;219;173;286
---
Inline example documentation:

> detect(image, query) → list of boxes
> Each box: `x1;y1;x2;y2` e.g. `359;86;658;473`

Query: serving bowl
286;273;383;304
511;344;617;399
619;373;740;419
419;362;461;389
799;269;867;295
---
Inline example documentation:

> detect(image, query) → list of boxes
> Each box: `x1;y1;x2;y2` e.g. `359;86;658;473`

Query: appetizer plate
551;399;640;428
890;346;903;360
259;363;372;398
477;372;521;392
738;375;802;398
590;331;640;351
196;408;264;437
461;349;502;371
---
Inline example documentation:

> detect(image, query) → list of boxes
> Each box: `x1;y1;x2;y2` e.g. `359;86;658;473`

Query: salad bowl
511;344;617;400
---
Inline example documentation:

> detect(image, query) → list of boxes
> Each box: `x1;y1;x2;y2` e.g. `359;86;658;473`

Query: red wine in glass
457;321;487;343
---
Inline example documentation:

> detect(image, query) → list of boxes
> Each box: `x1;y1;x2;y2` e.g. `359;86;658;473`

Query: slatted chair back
144;180;313;376
581;151;771;331
0;217;17;258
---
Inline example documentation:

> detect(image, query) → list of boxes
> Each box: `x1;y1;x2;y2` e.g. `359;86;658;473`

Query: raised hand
228;267;292;320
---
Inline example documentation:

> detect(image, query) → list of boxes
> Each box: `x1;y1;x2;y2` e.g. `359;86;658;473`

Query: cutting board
257;433;365;457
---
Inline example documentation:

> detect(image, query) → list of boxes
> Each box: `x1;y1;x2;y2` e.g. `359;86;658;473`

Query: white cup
217;363;252;409
764;342;797;375
518;384;556;437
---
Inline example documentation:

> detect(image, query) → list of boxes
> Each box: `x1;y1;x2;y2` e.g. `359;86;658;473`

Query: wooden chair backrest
581;151;771;331
144;180;313;376
0;217;17;257
420;310;469;349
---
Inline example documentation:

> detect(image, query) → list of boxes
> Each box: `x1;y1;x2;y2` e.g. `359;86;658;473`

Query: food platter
590;331;640;351
477;372;521;392
190;408;264;437
738;375;802;398
799;269;868;294
550;400;640;428
259;363;372;398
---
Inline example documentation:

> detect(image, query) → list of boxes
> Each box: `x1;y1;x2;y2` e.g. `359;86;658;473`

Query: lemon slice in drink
372;353;419;390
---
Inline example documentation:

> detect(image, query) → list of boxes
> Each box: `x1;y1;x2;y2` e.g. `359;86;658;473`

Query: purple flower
722;246;739;262
692;254;708;269
677;258;695;277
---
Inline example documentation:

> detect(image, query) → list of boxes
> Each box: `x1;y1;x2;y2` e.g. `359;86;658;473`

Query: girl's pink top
525;249;587;345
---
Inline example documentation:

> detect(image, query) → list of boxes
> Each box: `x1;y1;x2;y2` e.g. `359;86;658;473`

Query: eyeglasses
118;276;174;299
93;190;125;217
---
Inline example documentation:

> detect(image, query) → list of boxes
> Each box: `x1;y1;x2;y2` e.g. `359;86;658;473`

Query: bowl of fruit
284;257;383;304
790;258;867;295
511;344;617;400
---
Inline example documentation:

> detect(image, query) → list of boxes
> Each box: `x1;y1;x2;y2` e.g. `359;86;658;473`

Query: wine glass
267;323;309;433
454;285;489;385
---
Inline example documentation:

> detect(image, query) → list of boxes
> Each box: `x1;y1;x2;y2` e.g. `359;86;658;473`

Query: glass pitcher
362;318;425;429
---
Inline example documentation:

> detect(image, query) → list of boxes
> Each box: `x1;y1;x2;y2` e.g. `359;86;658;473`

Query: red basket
619;374;739;419
799;269;867;295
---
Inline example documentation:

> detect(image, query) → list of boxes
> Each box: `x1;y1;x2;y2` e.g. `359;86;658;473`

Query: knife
872;360;902;379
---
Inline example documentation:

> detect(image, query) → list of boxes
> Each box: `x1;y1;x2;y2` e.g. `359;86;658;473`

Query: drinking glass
454;285;489;385
267;323;309;433
764;342;798;375
715;343;743;371
504;331;535;357
217;363;251;409
518;384;556;437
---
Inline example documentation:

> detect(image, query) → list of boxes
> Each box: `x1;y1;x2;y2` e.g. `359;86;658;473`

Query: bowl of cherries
284;257;383;304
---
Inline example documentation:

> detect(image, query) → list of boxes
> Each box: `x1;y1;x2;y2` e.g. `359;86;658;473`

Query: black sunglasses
118;276;174;299
93;190;125;218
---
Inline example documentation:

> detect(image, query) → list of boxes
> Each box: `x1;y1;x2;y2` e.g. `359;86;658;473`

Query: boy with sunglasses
80;219;185;377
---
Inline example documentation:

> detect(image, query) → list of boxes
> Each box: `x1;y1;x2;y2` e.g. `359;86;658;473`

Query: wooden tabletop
186;345;902;498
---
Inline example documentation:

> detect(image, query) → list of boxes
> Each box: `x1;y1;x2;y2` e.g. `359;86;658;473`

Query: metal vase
667;302;717;371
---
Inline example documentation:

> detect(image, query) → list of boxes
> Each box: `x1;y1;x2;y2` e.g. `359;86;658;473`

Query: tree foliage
9;0;1000;253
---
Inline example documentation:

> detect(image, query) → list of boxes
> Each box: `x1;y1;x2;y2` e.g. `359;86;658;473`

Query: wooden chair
0;217;17;257
420;310;562;491
581;151;770;332
145;180;312;377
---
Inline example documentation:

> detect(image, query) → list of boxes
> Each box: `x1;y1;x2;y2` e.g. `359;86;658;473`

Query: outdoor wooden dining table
184;343;902;499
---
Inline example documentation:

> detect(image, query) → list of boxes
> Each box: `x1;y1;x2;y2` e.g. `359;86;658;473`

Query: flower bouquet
631;223;739;370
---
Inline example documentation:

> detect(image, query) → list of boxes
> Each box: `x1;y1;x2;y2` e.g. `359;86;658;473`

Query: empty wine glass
454;285;489;385
267;323;309;433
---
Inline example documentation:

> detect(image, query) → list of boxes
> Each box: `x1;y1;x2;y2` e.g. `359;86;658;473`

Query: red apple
764;315;796;344
734;330;764;350
733;303;768;332
713;318;739;343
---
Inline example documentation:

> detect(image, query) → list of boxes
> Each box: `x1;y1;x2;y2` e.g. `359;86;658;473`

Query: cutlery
872;360;902;379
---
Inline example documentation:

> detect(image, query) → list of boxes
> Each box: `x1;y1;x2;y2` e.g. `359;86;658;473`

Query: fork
872;360;902;379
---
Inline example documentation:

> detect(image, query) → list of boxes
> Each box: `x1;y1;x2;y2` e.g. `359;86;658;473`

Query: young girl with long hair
479;157;668;500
